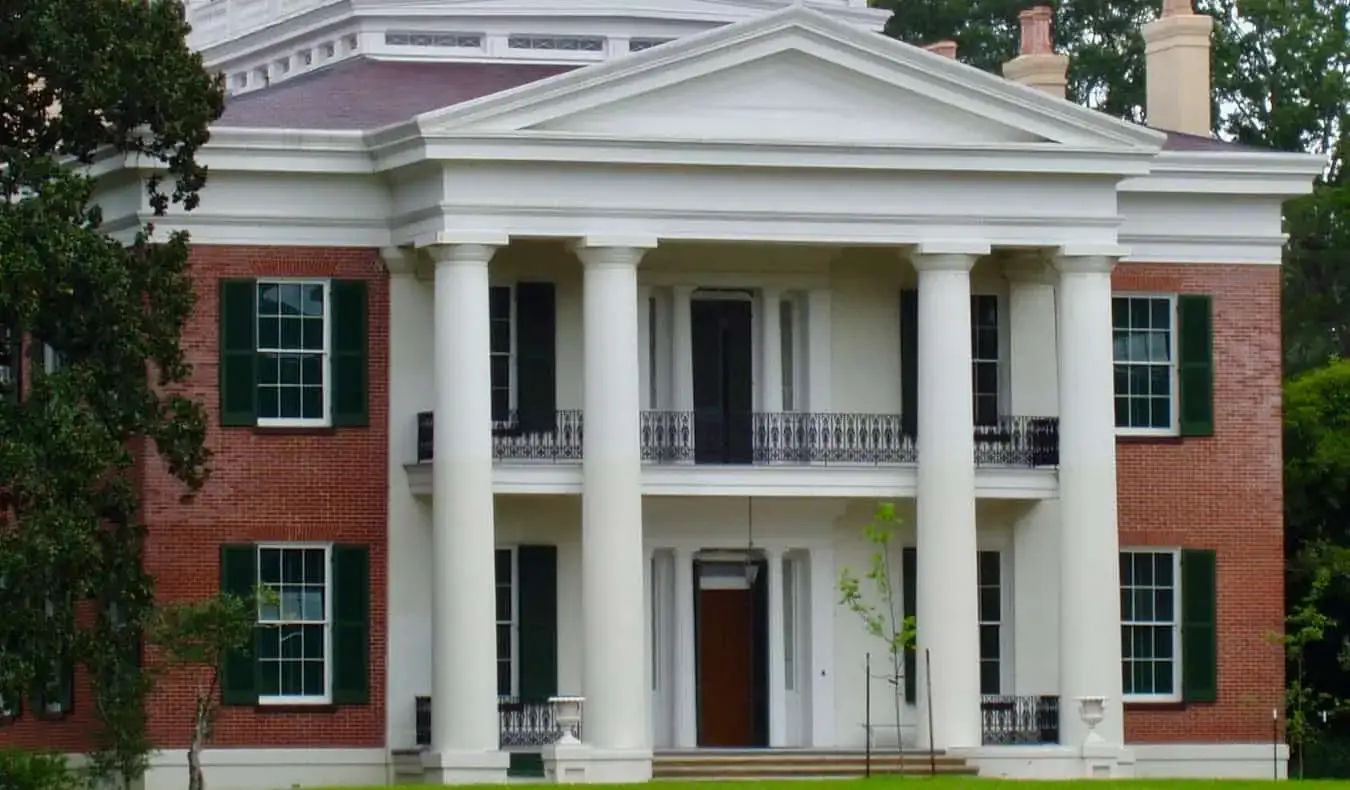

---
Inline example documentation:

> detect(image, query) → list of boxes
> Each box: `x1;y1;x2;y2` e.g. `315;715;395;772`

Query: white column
761;287;784;413
1053;253;1126;748
1005;256;1060;417
577;240;655;780
911;246;983;751
427;242;510;781
672;286;695;412
672;547;698;748
805;289;832;411
639;286;653;410
766;547;788;747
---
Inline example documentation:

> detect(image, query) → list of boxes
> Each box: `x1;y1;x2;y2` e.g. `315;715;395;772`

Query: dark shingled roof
217;58;578;130
216;56;1274;156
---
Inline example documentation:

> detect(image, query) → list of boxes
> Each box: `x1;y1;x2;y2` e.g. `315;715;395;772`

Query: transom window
977;550;1002;695
1113;296;1176;432
1120;550;1180;701
496;547;516;698
257;545;330;703
256;281;329;425
971;295;999;426
489;286;515;424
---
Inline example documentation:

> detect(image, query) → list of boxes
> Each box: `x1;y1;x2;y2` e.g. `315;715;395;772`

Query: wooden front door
697;587;755;747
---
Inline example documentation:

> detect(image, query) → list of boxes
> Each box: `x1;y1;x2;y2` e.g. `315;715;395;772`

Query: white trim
1111;292;1180;438
254;278;334;429
1118;547;1183;704
255;541;335;706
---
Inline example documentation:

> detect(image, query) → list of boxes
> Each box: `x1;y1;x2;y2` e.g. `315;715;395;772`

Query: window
43;344;62;373
648;296;658;408
780;299;796;412
256;545;331;703
490;286;514;424
1113;295;1176;433
971;294;999;426
0;326;16;393
977;550;1002;695
495;547;516;698
256;280;329;426
1120;550;1180;701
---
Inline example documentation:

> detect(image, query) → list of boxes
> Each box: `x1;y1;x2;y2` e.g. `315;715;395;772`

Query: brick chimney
1141;0;1214;136
923;40;958;59
1001;6;1069;99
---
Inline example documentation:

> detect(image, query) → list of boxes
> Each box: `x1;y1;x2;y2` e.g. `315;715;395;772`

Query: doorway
694;557;768;748
691;297;753;465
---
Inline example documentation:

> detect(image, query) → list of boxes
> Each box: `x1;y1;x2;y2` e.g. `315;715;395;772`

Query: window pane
258;317;280;349
1131;658;1152;694
303;624;325;659
280;658;304;695
303;659;325;696
1153;625;1174;659
1153;660;1174;694
301;319;324;351
260;661;281;696
279;316;302;349
1151;298;1171;330
497;661;512;697
1147;332;1170;362
1155;555;1174;586
496;585;511;622
279;284;303;316
1134;587;1154;621
490;319;511;353
489;287;511;320
1131;623;1152;659
979;552;1001;585
258;628;281;659
1130;298;1151;328
1120;588;1132;620
1133;554;1154;586
979;624;1000;660
258;283;280;315
979;587;1000;622
490;355;511;389
496;550;512;585
1111;297;1127;329
301;284;325;317
980;660;1000;695
496;624;511;659
260;548;282;583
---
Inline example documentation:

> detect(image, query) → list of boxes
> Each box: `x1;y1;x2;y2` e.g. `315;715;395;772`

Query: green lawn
348;781;1350;789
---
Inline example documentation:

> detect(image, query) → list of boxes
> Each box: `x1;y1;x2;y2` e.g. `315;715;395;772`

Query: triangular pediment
414;4;1165;151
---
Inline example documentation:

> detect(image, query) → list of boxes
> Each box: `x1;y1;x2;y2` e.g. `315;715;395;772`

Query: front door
695;559;768;748
691;298;753;464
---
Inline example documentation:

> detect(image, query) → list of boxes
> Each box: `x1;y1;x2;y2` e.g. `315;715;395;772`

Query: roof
216;56;1268;155
217;58;578;130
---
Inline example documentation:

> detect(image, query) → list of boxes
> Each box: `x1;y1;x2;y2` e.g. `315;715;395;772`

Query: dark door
691;298;753;464
696;587;755;747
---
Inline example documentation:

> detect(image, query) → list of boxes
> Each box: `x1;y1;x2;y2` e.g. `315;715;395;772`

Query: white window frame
256;541;333;706
783;555;797;691
489;285;517;426
1112;293;1180;438
255;278;332;429
495;546;518;700
1120;547;1183;704
977;548;1006;695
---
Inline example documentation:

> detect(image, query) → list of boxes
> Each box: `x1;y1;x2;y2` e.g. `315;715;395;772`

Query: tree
838;502;916;756
151;591;270;790
0;0;224;783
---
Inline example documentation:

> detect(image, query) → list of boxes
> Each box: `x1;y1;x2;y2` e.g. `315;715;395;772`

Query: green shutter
1181;548;1218;703
1177;295;1214;437
900;290;918;440
331;544;371;705
514;283;557;434
219;280;258;427
902;547;917;704
220;544;260;705
516;545;558;703
330;280;369;428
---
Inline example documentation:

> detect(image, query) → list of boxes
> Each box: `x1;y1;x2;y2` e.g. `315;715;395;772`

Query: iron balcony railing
980;695;1060;746
415;696;577;750
414;411;1059;468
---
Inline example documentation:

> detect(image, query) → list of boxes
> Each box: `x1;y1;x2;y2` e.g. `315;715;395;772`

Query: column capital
1053;254;1117;276
426;243;500;267
379;245;418;275
1003;253;1056;285
573;242;655;269
909;251;980;273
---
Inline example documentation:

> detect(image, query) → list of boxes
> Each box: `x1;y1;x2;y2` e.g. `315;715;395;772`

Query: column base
542;743;653;784
1081;742;1137;779
421;749;511;784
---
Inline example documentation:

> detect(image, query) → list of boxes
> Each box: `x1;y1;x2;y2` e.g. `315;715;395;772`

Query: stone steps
652;749;977;780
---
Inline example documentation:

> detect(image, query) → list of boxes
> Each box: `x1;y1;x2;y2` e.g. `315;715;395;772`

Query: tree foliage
0;0;223;782
152;591;267;790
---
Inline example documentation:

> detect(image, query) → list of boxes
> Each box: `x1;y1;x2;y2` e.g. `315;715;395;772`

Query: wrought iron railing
974;416;1059;467
980;694;1060;745
414;696;575;749
415;410;584;464
415;411;1059;468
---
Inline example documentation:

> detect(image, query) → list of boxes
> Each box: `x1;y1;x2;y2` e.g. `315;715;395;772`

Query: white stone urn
1076;695;1108;745
549;696;585;745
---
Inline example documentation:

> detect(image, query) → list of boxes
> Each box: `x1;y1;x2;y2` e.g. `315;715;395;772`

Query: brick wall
0;246;389;751
1114;262;1285;743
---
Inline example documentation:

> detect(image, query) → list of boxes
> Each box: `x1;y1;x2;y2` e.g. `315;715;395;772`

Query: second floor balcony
413;409;1059;468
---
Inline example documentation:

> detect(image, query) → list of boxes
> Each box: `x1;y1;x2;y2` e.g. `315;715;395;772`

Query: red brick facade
0;246;390;751
1115;262;1285;744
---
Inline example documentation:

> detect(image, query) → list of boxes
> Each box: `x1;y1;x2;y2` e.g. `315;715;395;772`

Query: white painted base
422;749;512;784
968;743;1286;780
1132;743;1290;779
131;748;388;790
542;743;653;784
